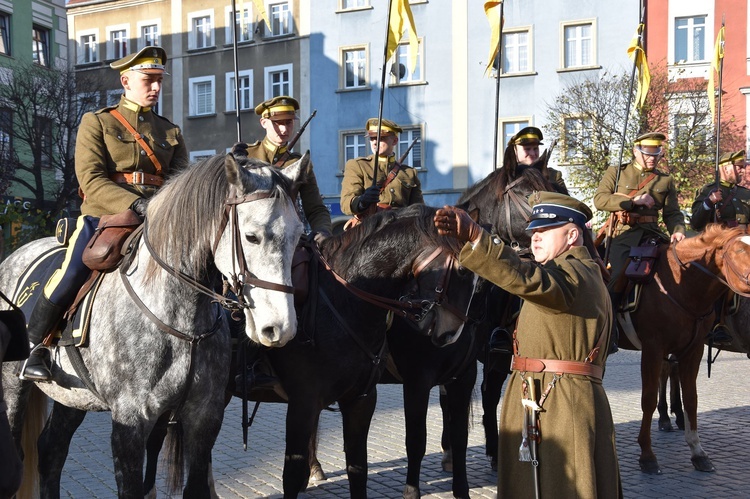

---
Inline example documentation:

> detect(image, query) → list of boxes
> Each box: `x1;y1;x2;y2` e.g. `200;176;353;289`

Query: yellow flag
386;0;419;74
249;0;271;31
708;25;725;123
484;1;503;77
626;23;651;109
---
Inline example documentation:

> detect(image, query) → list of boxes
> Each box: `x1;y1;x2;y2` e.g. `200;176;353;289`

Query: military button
139;116;144;122
140;150;146;156
390;188;395;193
492;236;501;245
117;135;122;140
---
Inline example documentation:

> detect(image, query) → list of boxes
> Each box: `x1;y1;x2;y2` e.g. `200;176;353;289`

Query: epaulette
247;140;262;147
93;105;118;115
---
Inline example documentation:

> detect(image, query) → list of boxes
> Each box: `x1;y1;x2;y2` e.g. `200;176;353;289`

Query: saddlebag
625;244;660;283
82;209;143;271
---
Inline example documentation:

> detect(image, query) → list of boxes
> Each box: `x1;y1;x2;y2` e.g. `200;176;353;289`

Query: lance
602;3;645;267
713;18;726;190
492;1;505;171
230;0;244;142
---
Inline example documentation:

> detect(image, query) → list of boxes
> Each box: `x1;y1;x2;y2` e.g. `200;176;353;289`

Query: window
107;27;128;60
269;2;291;36
78;31;98;64
502;29;530;74
190;149;216;162
225;70;253;111
398;127;422;168
265;64;292;98
391;39;423;84
32;26;50;67
189;11;214;50
34;116;53;166
674;16;706;63
563;116;592;161
562;21;595;69
139;22;160;48
0;13;10;56
673;113;708;146
189;76;215;116
500;120;529;150
343;132;367;169
226;6;252;43
341;46;368;89
0;107;12;160
341;0;368;9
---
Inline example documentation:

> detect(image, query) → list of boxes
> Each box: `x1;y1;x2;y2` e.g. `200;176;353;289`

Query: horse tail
163;418;184;494
17;385;48;499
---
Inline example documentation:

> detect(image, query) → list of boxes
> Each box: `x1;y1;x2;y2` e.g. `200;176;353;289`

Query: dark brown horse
617;225;750;473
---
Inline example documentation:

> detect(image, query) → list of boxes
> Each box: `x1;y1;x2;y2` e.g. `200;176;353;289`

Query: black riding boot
20;295;65;381
235;341;279;391
706;298;733;347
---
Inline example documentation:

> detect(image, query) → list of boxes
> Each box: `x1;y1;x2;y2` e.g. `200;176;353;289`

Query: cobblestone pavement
53;349;749;498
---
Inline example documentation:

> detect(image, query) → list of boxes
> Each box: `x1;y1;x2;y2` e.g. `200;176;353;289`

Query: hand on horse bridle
434;206;484;245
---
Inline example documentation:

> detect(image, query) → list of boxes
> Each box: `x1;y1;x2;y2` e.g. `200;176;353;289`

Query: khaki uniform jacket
340;155;423;216
76;96;188;217
246;138;332;234
459;234;621;499
547;166;567;193
690;182;750;231
593;162;686;283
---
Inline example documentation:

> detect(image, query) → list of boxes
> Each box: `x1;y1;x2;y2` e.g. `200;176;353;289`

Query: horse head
718;229;750;297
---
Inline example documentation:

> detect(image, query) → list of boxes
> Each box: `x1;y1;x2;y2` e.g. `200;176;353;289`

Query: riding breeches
43;215;99;306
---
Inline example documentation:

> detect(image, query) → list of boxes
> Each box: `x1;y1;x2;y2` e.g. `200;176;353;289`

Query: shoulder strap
380;162;402;192
626;172;657;198
109;109;163;175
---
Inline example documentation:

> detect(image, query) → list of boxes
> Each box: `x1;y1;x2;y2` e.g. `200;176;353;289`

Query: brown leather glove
434;206;484;244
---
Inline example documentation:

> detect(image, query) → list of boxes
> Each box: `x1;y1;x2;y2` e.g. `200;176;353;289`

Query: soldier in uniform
340;118;423;221
691;150;750;345
434;192;621;499
244;96;332;236
503;126;568;194
21;46;188;381
594;132;686;350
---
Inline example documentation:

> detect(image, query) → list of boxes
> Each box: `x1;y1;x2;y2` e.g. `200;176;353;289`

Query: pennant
484;1;503;77
386;0;419;74
627;23;651;110
249;0;271;31
708;25;725;123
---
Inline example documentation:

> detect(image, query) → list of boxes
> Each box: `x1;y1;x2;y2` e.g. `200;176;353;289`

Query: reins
503;177;534;253
671;236;750;298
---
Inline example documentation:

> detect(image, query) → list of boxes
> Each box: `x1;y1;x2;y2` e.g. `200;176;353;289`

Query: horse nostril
261;326;278;342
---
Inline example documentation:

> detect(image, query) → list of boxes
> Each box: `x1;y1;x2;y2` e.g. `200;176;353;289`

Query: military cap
365;118;402;137
634;132;666;147
719;150;745;165
512;126;544;145
526;191;593;231
254;96;299;120
110;46;168;75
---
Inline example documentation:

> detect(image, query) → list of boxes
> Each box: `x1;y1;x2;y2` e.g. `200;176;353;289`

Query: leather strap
111;172;164;187
512;356;603;380
109;109;164;175
381;162;402;192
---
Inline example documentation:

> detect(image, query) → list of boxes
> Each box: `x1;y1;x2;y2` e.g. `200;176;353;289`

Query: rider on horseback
690;150;750;346
20;46;188;381
503;126;568;194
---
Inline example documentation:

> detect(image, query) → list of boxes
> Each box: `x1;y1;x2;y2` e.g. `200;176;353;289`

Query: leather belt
618;212;658;225
512;355;603;380
111;172;163;187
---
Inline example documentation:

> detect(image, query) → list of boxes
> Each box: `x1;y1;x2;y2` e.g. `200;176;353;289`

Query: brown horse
617;225;750;474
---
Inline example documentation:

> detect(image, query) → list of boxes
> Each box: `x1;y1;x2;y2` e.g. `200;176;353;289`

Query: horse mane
322;204;464;278
690;224;747;249
457;164;555;208
144;154;290;281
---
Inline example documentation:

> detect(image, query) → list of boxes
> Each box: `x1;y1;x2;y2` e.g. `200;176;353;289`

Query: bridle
671;234;750;298
502;177;533;253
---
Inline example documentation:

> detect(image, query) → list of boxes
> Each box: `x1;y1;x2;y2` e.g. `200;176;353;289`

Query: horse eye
457;266;469;276
245;233;260;245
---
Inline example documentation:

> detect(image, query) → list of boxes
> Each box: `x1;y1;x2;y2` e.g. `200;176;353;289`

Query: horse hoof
441;450;453;473
490;456;498;472
691;456;715;472
658;419;673;432
639;459;662;475
403;484;420;499
309;464;327;482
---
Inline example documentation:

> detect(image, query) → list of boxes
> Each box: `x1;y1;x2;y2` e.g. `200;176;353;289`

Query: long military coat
246;137;332;234
459;234;621;499
76;96;188;217
593;161;686;284
340;155;423;216
690;181;750;231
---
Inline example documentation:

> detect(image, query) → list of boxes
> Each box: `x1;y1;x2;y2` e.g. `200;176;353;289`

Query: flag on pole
708;25;725;123
627;23;650;109
483;1;503;77
386;0;419;74
248;0;271;31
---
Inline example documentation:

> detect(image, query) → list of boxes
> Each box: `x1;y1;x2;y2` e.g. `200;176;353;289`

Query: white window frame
189;75;216;116
339;0;369;10
498;118;531;161
225;5;253;44
341;130;368;173
390;37;424;85
264;63;293;99
77;29;99;65
502;26;532;75
106;24;129;61
398;126;423;169
674;15;707;64
340;45;369;90
188;10;215;50
0;12;11;57
137;19;161;49
225;69;254;112
268;1;291;37
560;19;597;70
190;149;216;162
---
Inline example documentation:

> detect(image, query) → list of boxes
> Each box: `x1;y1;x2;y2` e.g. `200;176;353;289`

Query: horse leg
438;386;452;473
181;410;225;499
657;359;673;432
482;352;510;471
308;413;326;482
283;401;318;497
443;364;476;499
111;417;148;498
671;362;685;431
638;349;663;474
402;380;431;499
679;347;714;472
339;392;377;499
143;413;170;498
37;402;87;499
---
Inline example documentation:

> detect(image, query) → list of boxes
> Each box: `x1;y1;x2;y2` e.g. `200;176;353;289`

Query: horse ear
281;151;310;197
225;153;257;193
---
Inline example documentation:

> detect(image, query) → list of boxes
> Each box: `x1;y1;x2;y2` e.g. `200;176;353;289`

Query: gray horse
1;152;306;498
